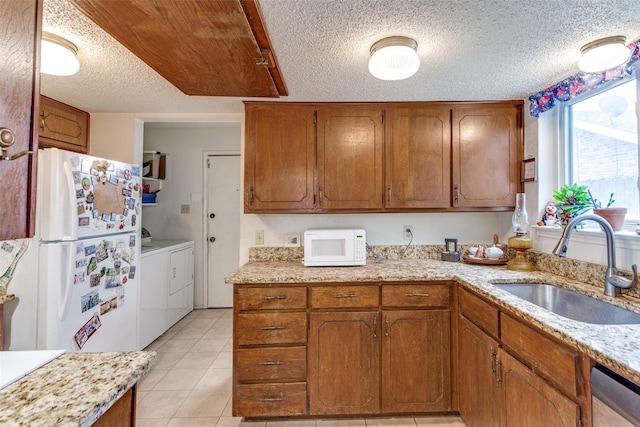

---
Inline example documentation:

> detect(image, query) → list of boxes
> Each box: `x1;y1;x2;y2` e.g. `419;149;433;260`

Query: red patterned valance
529;39;639;117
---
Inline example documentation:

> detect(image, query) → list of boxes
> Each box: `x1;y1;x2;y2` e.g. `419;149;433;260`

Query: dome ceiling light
41;31;80;76
578;36;630;73
368;36;420;81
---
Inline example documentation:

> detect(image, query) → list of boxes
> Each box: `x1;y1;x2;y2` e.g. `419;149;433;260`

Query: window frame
558;71;640;227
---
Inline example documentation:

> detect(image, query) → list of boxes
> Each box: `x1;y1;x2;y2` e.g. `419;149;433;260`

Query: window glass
566;78;638;220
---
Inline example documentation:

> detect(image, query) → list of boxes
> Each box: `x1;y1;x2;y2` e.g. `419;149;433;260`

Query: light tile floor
137;308;466;427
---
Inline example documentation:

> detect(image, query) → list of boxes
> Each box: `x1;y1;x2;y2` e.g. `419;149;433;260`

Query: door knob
209;213;215;219
209;237;216;242
0;127;32;161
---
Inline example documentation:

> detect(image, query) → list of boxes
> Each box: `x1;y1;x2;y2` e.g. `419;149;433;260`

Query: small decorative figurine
539;201;560;226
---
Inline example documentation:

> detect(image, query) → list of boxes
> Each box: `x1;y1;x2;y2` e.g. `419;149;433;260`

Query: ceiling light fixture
578;36;630;73
41;32;80;76
368;36;420;81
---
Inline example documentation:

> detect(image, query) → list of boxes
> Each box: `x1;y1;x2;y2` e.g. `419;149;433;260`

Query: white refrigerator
34;148;141;351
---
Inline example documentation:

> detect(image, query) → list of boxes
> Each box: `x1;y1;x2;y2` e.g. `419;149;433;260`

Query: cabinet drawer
236;286;307;310
458;287;499;339
310;285;379;308
237;312;307;346
235;382;307;417
236;347;306;381
382;284;450;307
500;313;579;397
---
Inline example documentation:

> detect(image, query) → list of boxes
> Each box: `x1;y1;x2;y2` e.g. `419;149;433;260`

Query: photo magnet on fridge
81;289;99;313
89;273;101;288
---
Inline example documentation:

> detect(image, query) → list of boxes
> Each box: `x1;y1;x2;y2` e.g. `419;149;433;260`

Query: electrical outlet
180;204;190;214
403;225;413;240
255;229;265;245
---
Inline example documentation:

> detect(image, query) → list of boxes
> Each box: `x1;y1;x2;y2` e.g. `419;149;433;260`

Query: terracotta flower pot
593;207;627;231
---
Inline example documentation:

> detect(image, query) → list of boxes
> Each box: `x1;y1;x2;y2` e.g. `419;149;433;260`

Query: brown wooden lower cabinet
93;386;136;427
458;316;500;426
308;311;380;415
500;350;580;426
234;282;454;419
382;310;451;412
457;286;589;427
236;382;307;417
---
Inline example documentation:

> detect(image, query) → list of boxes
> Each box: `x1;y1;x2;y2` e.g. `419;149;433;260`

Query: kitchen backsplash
248;245;640;300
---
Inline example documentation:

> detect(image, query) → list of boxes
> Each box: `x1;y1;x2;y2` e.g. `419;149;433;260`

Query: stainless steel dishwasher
591;365;640;426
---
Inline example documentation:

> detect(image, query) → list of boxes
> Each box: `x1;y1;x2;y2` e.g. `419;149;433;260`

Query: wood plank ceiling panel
70;0;287;97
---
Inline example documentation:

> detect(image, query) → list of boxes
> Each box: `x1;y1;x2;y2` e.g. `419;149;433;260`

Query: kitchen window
562;75;639;223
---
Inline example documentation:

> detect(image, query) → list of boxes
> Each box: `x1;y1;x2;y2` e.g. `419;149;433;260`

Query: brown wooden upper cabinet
385;105;451;209
0;0;41;241
244;103;315;212
316;106;383;211
244;101;523;214
38;96;90;154
452;102;522;208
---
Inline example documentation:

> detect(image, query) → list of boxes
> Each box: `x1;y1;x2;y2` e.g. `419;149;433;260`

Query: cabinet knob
209;213;215;219
209;236;216;242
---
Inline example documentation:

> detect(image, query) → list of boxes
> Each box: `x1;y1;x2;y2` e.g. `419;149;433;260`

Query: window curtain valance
529;39;639;117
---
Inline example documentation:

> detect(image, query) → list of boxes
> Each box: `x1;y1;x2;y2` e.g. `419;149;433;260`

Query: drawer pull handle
260;361;285;366
405;293;430;297
261;395;284;402
335;294;357;298
262;295;286;300
260;326;285;330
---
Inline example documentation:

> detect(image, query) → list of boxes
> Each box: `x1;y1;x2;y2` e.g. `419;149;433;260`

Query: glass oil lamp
507;193;535;271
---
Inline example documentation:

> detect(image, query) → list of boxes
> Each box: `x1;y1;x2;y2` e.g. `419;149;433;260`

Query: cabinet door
308;312;380;415
382;310;451;412
458;316;501;427
0;0;40;240
500;349;580;427
316;106;383;210
38;96;90;153
452;103;522;208
385;106;451;209
244;103;315;212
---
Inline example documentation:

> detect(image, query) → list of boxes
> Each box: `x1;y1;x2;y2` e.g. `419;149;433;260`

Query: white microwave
303;229;366;267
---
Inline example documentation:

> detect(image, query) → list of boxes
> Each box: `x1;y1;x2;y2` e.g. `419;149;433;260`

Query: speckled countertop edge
226;258;640;386
0;351;156;427
0;294;15;304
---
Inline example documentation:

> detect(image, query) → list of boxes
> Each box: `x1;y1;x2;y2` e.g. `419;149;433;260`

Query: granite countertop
0;351;156;426
226;257;640;386
0;294;15;304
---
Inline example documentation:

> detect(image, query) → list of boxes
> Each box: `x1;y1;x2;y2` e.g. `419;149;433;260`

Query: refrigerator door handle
62;161;78;241
59;242;74;321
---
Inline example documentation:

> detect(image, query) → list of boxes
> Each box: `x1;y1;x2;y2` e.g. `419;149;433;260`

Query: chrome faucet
552;214;638;297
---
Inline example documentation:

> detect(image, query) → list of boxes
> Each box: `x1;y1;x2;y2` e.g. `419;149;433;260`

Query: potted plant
552;183;591;225
591;192;627;231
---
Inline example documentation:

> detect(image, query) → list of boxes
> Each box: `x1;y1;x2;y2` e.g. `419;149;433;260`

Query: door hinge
207;158;210;168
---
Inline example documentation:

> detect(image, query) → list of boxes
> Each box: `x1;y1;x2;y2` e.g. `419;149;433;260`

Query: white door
206;154;240;307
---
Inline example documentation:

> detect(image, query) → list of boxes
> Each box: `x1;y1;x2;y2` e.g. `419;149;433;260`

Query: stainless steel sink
493;283;640;325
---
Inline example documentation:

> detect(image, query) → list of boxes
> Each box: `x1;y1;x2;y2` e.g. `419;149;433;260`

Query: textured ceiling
41;0;640;115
